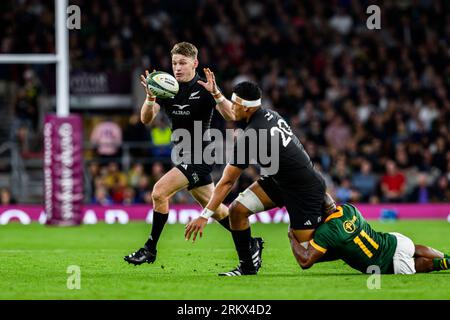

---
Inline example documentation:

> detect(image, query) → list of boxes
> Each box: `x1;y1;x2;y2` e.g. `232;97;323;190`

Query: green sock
433;258;449;271
445;253;450;259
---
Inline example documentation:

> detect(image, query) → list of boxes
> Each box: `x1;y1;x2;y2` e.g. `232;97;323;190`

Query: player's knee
151;187;168;204
229;201;250;225
229;201;249;217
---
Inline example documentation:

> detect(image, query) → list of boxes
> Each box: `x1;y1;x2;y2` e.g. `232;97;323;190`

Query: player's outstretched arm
288;230;325;269
185;164;243;242
140;69;161;124
198;68;235;121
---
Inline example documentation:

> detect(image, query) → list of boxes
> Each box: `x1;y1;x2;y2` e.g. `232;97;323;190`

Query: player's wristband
213;91;225;104
146;95;156;106
200;208;215;219
214;95;225;104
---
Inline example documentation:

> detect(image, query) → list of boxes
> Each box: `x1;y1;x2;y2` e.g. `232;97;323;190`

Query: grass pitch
1;220;450;300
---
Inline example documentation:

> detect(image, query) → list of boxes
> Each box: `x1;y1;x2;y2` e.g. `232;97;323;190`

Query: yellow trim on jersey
325;206;344;223
310;239;327;253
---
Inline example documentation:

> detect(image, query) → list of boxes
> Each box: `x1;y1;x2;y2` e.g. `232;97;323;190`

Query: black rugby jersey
156;73;216;162
231;107;323;188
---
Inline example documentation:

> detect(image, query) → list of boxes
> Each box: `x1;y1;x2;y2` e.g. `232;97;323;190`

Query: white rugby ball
146;71;179;99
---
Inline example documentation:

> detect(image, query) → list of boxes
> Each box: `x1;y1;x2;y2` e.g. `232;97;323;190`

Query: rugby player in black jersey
124;42;264;265
185;80;327;276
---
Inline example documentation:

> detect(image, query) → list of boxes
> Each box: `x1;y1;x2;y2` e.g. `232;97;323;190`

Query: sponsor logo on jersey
173;104;189;110
189;91;201;100
172;104;190;115
343;215;357;233
181;164;188;170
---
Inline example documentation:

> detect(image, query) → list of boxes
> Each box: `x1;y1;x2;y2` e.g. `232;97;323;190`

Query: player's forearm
140;95;157;124
212;90;234;121
205;179;234;213
215;99;235;121
291;242;313;269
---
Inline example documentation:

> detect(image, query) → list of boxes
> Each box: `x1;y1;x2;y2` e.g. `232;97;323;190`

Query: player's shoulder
340;203;359;215
250;108;275;126
341;203;365;222
336;204;367;234
314;218;341;244
267;108;282;118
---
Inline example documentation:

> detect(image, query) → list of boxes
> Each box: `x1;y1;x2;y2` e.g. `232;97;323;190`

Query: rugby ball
146;71;179;99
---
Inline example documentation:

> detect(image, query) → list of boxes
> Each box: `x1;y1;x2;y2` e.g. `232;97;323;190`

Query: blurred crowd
86;160;259;206
1;0;450;204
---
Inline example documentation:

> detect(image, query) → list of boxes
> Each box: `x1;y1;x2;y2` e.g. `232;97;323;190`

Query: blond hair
170;42;198;59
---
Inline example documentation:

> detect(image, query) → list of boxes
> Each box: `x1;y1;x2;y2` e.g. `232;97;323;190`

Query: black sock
144;211;168;252
218;216;231;232
231;228;253;269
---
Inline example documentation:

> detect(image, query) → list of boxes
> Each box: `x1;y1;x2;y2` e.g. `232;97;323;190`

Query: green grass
1;221;450;300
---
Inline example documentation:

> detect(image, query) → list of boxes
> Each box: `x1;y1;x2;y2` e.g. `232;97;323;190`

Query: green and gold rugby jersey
310;204;397;274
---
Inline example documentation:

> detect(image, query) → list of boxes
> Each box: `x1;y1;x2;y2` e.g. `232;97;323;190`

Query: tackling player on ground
185;80;327;276
289;194;450;274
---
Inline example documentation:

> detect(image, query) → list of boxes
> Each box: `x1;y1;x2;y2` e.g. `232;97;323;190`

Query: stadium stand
0;0;449;204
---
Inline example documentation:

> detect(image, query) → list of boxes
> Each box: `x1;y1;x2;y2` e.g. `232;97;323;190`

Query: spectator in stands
92;186;113;206
102;162;126;187
11;88;34;133
432;176;450;203
123;113;150;157
22;68;41;131
135;175;151;204
127;163;145;189
148;162;165;187
86;161;101;201
90;118;123;163
325;116;352;151
381;160;407;203
122;187;137;205
0;188;16;205
101;162;127;203
351;160;378;203
335;178;360;203
330;155;351;185
408;172;433;203
14;126;31;156
150;119;172;157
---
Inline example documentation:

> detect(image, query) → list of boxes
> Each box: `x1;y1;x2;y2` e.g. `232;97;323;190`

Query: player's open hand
140;69;157;97
197;68;218;94
185;217;208;242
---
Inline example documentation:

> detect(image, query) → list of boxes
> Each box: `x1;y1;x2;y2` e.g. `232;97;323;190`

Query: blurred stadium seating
0;0;449;205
